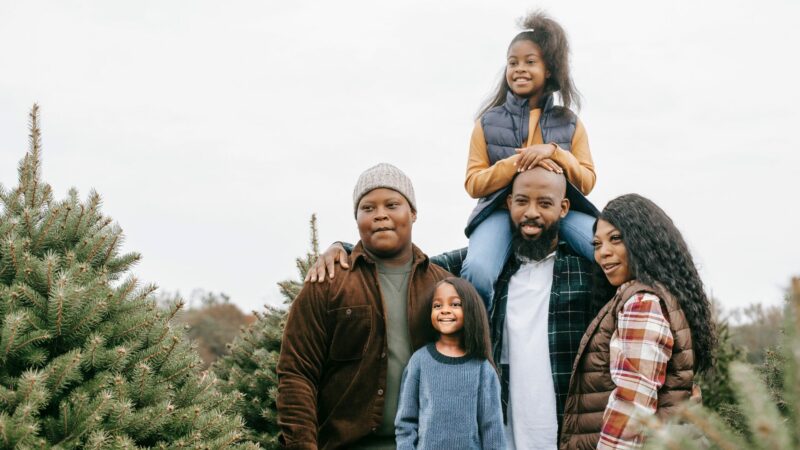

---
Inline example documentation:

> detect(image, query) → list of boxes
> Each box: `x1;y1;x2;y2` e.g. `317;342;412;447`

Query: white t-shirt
502;252;558;450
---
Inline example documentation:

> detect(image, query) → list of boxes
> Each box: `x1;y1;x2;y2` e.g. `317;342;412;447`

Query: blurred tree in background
178;291;255;368
215;214;319;449
644;277;800;449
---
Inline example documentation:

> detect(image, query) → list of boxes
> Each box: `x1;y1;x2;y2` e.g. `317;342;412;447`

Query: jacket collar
351;241;430;270
504;90;555;115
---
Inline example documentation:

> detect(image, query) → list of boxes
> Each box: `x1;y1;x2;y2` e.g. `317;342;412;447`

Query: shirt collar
351;241;429;270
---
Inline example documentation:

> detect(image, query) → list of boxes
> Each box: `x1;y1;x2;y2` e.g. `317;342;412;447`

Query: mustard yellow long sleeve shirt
465;108;596;199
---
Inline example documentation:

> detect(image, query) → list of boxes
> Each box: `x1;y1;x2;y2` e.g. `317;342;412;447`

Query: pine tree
215;215;320;449
643;277;800;449
0;105;258;449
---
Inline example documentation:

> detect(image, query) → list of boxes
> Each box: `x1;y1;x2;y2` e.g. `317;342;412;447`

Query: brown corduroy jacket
560;281;695;449
276;242;452;450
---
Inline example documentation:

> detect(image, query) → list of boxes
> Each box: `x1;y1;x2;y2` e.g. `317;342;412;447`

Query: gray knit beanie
353;163;417;216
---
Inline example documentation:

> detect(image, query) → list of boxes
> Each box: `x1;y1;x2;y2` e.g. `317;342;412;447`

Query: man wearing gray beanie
277;163;453;450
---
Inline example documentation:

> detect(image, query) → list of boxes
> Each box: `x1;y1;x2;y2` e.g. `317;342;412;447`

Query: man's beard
511;218;561;263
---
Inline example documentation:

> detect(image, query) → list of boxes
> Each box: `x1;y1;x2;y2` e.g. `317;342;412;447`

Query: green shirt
353;256;413;449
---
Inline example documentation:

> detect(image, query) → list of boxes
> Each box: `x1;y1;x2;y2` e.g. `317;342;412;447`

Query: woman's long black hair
426;277;495;366
477;10;581;118
596;194;717;373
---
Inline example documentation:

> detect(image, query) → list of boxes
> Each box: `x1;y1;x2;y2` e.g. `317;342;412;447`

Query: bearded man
490;167;598;450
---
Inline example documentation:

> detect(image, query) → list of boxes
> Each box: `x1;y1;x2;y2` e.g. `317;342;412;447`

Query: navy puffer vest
465;91;578;236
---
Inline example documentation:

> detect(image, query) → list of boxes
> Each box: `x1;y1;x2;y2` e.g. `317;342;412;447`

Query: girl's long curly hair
478;10;581;118
597;194;717;373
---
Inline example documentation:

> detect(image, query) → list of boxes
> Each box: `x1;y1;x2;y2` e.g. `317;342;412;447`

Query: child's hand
536;158;563;174
515;143;558;172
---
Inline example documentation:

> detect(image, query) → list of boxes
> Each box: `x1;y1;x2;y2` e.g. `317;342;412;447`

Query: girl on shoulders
462;10;597;306
395;277;505;450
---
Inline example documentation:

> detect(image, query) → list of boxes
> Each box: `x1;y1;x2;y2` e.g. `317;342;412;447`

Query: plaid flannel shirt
491;241;595;429
598;290;673;449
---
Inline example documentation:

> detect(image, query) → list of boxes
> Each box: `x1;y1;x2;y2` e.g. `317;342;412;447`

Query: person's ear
560;198;570;219
506;194;513;210
411;210;417;223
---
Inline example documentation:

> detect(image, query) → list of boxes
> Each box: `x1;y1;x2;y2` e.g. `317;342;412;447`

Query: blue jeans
461;209;596;309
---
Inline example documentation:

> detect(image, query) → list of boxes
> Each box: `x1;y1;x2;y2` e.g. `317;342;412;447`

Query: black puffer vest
465;91;577;236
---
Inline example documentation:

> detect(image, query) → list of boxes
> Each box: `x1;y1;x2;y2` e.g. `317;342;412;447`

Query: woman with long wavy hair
560;194;717;449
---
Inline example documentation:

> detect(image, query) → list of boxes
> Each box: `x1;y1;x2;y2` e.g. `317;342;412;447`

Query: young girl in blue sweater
395;277;505;450
462;11;598;307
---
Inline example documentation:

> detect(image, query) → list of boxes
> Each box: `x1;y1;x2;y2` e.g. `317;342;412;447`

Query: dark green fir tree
0;105;258;449
215;214;320;449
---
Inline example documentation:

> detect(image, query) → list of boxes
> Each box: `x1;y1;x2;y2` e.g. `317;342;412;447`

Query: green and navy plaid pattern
490;241;595;429
429;247;467;278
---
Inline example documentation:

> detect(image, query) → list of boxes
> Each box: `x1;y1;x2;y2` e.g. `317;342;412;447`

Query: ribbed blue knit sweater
395;343;506;450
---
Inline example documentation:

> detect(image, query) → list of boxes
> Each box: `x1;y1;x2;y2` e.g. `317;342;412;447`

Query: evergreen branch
167;299;185;322
17;284;45;310
54;289;64;336
84;234;108;265
217;430;245;449
0;416;8;448
27;104;41;209
160;336;181;367
48;351;81;395
3;313;24;359
74;204;86;237
136;363;151;394
85;335;103;368
114;277;138;309
59;205;71;232
678;404;743;450
730;361;792;449
111;347;129;370
33;207;58;250
309;213;319;257
101;233;119;267
19;373;37;404
8;239;18;275
132;284;158;303
83;192;102;231
116;318;154;341
162;362;197;384
24;208;34;240
54;391;111;447
62;402;69;439
11;332;50;354
140;343;168;366
73;300;106;334
45;254;55;300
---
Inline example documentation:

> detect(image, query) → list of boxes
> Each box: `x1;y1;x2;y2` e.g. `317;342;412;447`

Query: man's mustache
517;219;544;229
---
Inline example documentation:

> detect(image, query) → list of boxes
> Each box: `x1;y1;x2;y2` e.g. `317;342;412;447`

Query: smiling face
356;188;416;262
506;167;569;242
430;282;465;337
593;219;633;286
506;39;550;99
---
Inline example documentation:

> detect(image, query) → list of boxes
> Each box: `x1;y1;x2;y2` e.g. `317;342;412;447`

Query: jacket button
381;352;386;359
346;308;352;316
378;389;384;396
371;427;377;432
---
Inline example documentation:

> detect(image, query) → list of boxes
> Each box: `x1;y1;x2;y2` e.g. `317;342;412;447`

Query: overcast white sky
1;0;798;313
